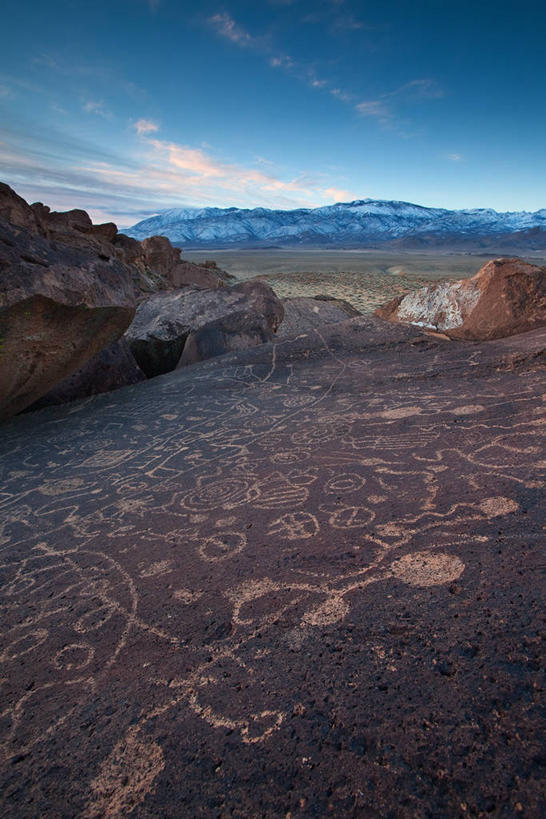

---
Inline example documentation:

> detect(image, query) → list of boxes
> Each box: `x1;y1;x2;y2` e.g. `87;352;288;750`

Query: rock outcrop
0;183;230;297
125;281;284;377
276;294;361;338
0;217;136;420
1;316;544;817
376;257;546;340
0;183;244;417
27;338;145;410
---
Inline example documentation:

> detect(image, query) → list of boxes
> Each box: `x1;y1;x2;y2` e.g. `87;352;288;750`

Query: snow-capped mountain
127;199;546;248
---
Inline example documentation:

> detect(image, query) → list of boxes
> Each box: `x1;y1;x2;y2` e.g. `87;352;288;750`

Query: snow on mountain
126;199;546;246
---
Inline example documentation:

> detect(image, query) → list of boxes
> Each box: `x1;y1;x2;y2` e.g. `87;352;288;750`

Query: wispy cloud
206;12;442;134
208;13;264;49
0;121;359;224
134;118;159;134
83;100;110;117
323;186;355;202
384;78;444;101
355;79;444;131
446;152;463;161
355;99;393;125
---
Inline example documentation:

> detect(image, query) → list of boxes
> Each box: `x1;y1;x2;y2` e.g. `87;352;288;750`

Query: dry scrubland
183;249;546;313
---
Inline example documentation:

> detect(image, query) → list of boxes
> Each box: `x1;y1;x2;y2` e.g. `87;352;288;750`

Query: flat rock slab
277;295;361;338
0;317;544;817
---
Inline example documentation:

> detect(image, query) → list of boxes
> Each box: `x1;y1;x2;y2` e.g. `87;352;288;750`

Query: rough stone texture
27;338;145;410
125;282;283;377
0;184;229;298
140;235;181;277
178;309;273;367
0;182;42;233
376;257;546;340
231;279;285;332
277;294;361;337
0;217;136;420
141;235;230;292
170;260;229;290
0;317;544;817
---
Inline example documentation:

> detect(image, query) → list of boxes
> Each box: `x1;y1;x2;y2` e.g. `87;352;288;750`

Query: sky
1;0;545;225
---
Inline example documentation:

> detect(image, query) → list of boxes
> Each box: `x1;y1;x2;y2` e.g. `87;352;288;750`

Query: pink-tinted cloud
133;118;159;134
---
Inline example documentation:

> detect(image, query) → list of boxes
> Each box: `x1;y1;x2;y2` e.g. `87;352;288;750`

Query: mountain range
127;199;546;251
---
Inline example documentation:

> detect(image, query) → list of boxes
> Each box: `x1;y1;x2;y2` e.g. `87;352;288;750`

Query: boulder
276;294;361;338
230;279;285;332
27;338;145;410
125;281;283;377
140;235;180;277
141;235;231;291
170;260;229;290
376;257;546;340
178;309;272;367
0;217;136;421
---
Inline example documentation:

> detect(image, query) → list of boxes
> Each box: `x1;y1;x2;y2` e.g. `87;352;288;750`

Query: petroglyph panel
0;318;544;816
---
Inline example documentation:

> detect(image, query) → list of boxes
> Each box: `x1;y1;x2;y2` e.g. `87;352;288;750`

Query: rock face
139;235;231;292
0;182;243;416
178;309;272;367
125;281;283;377
376;257;546;340
1;318;544;817
0;217;136;420
0;183;230;297
27;338;145;410
277;294;361;338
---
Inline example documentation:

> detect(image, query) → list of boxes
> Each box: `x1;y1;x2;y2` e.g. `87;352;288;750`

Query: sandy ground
182;249;545;313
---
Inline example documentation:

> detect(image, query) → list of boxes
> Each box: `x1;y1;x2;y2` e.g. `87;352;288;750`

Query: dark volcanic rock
125;281;283;376
0;181;42;233
0;183;230;299
178;308;273;367
277;294;361;337
169;260;230;290
141;235;230;292
230;279;285;331
27;338;145;410
376;257;546;340
0;217;136;420
0;317;544;817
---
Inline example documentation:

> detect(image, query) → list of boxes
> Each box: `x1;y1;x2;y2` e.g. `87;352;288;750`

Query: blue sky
1;0;545;225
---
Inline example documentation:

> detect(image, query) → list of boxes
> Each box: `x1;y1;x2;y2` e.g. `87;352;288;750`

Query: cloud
0;123;359;224
270;55;297;70
323;186;356;202
134;118;159;134
204;12;439;135
355;99;393;125
330;87;353;103
83;100;109;117
208;13;263;48
385;78;444;101
447;153;463;161
355;78;444;130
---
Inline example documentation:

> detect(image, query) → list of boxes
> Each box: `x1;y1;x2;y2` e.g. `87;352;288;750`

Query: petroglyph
268;511;320;540
389;551;465;587
86;729;165;818
0;319;544;816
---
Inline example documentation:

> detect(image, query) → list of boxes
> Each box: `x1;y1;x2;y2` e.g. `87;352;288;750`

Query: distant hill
127;199;546;251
